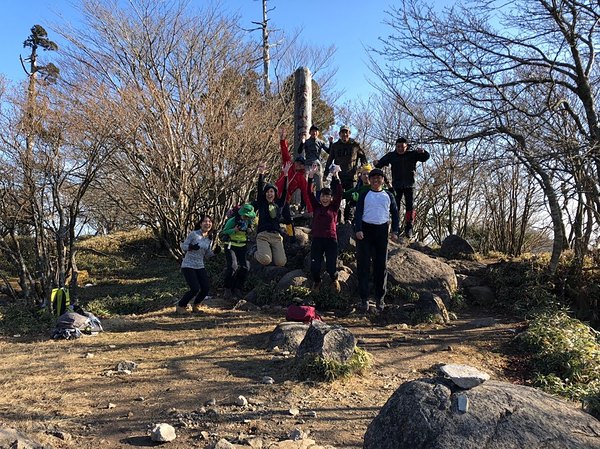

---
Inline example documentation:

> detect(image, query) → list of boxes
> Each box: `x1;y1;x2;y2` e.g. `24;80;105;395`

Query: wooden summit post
293;67;312;157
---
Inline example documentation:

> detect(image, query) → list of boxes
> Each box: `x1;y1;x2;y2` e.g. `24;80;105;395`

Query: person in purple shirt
306;163;343;293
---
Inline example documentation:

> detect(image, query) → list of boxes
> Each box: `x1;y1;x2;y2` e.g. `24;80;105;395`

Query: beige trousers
255;231;287;267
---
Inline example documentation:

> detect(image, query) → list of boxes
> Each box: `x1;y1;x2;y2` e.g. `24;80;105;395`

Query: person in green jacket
220;204;257;300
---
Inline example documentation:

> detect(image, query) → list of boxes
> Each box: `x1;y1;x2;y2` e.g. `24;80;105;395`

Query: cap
238;204;256;219
368;168;385;178
339;125;350;132
396;137;407;144
361;163;373;172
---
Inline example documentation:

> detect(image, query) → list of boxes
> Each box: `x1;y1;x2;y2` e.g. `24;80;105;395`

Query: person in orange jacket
275;128;313;214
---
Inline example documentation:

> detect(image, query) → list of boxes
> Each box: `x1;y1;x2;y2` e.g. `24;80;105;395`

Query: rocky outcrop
364;378;600;449
440;234;476;260
296;320;355;363
387;246;458;304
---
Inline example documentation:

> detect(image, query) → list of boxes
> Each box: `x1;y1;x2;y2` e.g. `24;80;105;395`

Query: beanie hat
263;183;278;195
396;137;408;144
238;204;256;219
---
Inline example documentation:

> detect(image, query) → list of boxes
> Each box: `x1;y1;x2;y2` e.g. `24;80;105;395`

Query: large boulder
387;247;458;304
277;269;309;291
364;378;600;449
268;321;310;352
440;234;476;260
296;320;355;363
414;292;450;324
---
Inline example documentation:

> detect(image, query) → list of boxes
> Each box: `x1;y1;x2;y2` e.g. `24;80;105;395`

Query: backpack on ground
51;309;103;340
50;287;70;317
286;304;322;323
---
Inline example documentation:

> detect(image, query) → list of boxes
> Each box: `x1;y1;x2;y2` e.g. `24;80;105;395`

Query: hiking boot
376;299;386;312
223;288;233;300
332;280;341;294
192;304;202;313
175;305;189;315
312;281;321;293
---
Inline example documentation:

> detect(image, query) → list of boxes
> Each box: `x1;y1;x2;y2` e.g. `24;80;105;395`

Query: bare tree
370;0;600;271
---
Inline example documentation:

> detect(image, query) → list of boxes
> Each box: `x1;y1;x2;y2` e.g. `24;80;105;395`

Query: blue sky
0;0;402;102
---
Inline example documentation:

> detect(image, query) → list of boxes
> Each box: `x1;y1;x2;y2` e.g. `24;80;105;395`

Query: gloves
351;192;359;202
213;245;222;255
188;243;200;251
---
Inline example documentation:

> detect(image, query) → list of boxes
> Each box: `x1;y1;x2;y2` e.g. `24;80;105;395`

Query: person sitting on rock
253;161;289;267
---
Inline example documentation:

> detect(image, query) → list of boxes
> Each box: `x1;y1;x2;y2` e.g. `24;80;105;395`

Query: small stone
108;345;116;349
214;438;235;449
135;396;145;402
261;376;274;384
205;398;217;406
440;364;490;389
235;395;248;407
116;360;137;372
288;407;300;416
288;428;309;441
306;410;317;418
84;353;94;358
150;423;176;442
107;403;116;409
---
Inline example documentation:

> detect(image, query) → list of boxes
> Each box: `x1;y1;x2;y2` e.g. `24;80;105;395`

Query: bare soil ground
0;301;526;448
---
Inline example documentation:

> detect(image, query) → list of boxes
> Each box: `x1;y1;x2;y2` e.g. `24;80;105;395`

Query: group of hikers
176;125;430;315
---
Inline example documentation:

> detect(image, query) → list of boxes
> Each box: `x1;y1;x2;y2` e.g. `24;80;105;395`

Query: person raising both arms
253;161;290;267
275;128;313;215
374;137;430;239
306;162;343;293
297;124;330;193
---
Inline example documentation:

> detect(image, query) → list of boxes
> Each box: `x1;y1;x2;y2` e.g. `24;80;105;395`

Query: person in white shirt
354;168;400;312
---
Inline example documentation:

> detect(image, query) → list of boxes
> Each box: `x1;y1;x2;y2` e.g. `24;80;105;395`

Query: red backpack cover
285;304;322;323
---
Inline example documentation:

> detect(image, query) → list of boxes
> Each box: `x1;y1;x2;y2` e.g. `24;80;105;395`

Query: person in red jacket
275;129;313;214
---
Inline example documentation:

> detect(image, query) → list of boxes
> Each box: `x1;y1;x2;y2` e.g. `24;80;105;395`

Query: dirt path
0;304;525;448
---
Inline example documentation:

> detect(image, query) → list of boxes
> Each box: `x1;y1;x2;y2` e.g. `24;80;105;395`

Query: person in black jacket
325;125;367;222
252;162;289;267
374;137;430;238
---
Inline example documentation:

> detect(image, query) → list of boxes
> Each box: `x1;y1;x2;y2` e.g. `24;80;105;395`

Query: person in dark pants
354;168;400;312
325;125;367;223
306;163;343;293
374;137;429;238
220;204;257;300
177;215;220;314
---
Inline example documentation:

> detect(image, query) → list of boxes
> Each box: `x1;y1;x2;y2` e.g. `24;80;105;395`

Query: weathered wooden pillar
293;67;312;155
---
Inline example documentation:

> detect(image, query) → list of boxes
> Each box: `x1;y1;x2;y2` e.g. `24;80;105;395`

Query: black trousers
310;237;338;282
178;267;210;306
394;187;414;217
356;222;389;302
224;245;249;289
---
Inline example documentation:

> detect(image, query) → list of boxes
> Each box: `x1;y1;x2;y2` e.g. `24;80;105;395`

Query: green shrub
0;303;55;336
518;310;600;417
295;347;372;382
387;284;419;303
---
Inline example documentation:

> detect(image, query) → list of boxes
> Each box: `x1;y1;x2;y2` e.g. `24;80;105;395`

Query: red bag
285;304;322;323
